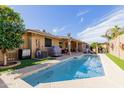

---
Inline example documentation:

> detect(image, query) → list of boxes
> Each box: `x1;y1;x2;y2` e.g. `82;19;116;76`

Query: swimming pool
22;55;104;87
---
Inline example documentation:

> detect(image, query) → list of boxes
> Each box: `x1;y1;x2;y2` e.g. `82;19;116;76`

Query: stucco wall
31;34;45;58
21;34;29;49
62;40;67;49
29;34;60;58
109;34;124;60
78;43;83;52
82;43;87;52
0;50;3;63
52;38;60;46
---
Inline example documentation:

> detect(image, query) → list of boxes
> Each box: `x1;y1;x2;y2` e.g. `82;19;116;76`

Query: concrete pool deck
0;53;82;88
1;54;124;88
0;78;8;88
36;54;124;88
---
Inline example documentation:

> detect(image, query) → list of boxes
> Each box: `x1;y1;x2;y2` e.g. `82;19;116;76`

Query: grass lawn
106;53;124;70
0;57;55;73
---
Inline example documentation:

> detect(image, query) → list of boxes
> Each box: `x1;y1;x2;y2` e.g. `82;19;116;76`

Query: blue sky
10;5;124;43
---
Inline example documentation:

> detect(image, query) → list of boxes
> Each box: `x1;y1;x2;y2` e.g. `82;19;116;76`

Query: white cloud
77;7;124;43
52;26;66;34
77;10;89;17
80;17;84;23
77;10;89;23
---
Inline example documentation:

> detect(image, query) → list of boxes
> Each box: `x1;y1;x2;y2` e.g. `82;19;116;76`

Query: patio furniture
35;49;48;59
48;46;62;57
62;48;68;54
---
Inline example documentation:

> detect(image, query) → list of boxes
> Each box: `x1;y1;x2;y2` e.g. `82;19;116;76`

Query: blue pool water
22;55;104;86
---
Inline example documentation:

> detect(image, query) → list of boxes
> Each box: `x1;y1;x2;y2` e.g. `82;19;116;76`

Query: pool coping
14;63;57;79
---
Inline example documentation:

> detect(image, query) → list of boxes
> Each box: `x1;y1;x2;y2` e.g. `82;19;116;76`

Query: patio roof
58;36;84;43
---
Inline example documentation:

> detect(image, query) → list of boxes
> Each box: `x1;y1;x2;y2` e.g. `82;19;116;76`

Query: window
59;42;63;48
45;38;52;47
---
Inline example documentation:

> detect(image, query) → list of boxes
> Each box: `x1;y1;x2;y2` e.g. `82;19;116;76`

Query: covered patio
59;36;84;54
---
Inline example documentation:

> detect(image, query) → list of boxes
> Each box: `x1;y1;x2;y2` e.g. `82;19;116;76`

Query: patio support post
76;41;78;52
30;34;33;58
67;33;71;55
68;39;71;55
96;44;98;54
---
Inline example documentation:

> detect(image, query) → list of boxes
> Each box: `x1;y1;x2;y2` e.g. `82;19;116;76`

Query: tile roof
25;29;84;43
25;29;60;39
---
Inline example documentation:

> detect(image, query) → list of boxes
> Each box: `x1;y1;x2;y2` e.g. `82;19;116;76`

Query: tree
111;25;120;39
90;42;98;49
0;6;25;65
90;42;98;53
102;26;122;53
101;29;112;42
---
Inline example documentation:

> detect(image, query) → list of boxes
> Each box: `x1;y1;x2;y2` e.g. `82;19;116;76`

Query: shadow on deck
0;78;8;88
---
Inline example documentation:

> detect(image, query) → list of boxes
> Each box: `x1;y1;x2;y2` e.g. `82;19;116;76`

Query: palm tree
101;29;112;53
102;25;124;55
111;26;121;58
103;26;122;56
111;25;121;39
102;26;121;40
102;29;112;41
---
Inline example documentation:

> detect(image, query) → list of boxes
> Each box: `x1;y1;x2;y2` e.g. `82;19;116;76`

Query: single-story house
0;29;87;63
21;29;61;58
